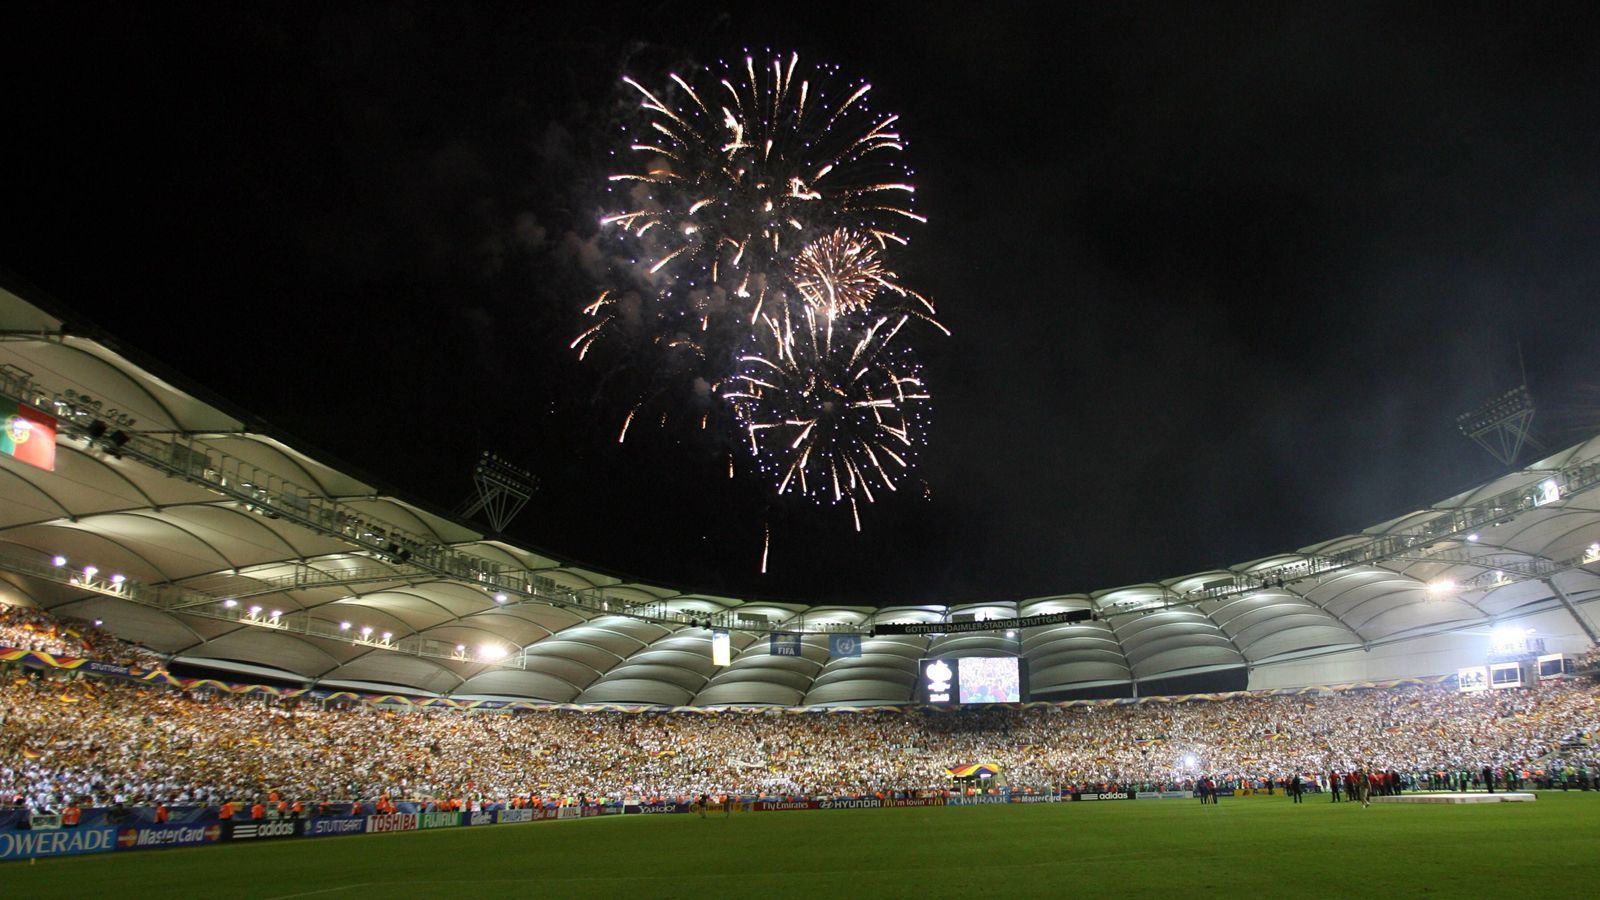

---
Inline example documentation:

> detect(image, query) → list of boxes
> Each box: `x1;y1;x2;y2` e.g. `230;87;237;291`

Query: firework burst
600;52;920;328
579;51;943;540
723;304;929;530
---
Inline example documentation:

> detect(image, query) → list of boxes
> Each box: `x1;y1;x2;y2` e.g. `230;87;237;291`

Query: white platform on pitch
1372;792;1536;804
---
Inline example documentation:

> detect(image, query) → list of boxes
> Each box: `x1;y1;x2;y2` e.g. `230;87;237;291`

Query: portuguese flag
0;398;57;471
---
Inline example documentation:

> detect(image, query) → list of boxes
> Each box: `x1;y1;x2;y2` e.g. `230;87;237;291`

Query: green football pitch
8;794;1599;898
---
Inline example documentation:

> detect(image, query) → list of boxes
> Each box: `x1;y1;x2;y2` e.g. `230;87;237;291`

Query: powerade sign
946;795;1009;806
228;820;300;840
116;824;222;850
418;812;460;830
305;817;367;837
0;826;118;860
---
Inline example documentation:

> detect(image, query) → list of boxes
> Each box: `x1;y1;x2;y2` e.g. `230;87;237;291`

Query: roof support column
1543;576;1600;646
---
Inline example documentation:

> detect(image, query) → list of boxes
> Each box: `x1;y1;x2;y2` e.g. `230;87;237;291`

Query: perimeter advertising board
116;823;223;850
365;813;419;833
0;826;117;861
305;816;367;837
227;819;301;841
946;795;1009;806
418;812;461;829
883;797;946;808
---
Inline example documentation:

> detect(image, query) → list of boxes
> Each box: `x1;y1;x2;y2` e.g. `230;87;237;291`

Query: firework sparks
724;303;929;528
579;52;943;540
600;52;921;330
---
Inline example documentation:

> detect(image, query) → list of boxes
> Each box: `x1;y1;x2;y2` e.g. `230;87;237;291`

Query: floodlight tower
1456;385;1536;467
457;451;537;533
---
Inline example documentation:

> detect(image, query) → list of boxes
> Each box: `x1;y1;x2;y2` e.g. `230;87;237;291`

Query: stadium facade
1;283;1597;705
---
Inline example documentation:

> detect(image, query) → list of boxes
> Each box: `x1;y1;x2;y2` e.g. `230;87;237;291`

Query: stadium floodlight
247;605;262;616
360;626;373;637
381;631;392;642
1586;543;1600;564
93;619;102;626
480;644;509;660
1005;630;1016;638
1466;533;1480;542
338;621;351;631
493;593;508;604
51;555;66;567
110;573;125;584
222;598;237;609
1455;385;1535;466
1425;579;1457;597
269;609;282;620
83;565;98;578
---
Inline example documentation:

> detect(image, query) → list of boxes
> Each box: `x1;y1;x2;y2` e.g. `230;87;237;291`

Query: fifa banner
227;819;301;841
116;823;224;851
0;826;118;861
418;812;461;830
305;816;368;838
1134;791;1195;800
1074;792;1134;801
770;634;804;657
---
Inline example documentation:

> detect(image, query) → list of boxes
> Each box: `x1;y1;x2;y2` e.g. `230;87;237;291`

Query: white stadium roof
2;283;1598;703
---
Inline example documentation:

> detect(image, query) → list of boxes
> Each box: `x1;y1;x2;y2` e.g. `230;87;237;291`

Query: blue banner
770;634;803;657
0;826;118;860
828;634;863;658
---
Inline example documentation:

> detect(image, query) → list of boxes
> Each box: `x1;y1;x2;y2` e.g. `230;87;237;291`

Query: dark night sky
4;2;1599;606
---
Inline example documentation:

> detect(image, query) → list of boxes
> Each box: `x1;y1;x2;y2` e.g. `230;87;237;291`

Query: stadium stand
2;606;1596;820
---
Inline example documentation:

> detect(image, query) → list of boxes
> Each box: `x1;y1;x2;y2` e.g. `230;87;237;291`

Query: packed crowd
1;606;1597;815
0;605;163;670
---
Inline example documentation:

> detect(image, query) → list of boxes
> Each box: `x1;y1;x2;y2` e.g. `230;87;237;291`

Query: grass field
7;793;1598;898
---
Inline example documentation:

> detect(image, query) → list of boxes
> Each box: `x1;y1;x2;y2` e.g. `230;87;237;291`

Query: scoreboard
919;657;1029;704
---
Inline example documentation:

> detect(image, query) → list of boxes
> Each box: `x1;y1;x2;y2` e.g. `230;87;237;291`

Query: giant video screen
958;657;1022;703
919;657;1028;704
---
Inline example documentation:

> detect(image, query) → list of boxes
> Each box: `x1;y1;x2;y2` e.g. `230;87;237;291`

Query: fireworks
723;305;928;531
581;52;944;529
603;52;921;320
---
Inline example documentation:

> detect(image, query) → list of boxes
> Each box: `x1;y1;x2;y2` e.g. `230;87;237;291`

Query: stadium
5;6;1600;898
3;279;1599;893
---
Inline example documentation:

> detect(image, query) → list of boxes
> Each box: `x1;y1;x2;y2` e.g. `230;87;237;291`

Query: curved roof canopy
2;284;1599;704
